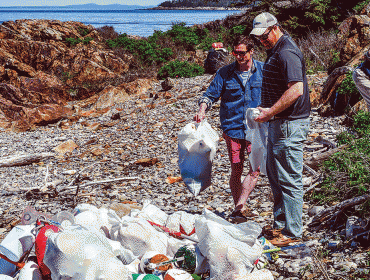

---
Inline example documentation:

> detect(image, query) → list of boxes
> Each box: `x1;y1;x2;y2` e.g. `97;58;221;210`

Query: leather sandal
262;226;283;239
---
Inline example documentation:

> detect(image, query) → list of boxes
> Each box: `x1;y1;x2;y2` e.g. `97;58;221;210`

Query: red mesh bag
35;224;60;279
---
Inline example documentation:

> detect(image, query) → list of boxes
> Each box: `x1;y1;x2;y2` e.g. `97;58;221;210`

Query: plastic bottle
132;274;161;280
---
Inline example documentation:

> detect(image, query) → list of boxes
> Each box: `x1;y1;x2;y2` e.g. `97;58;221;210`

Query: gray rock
161;77;175;91
346;216;366;239
308;205;325;217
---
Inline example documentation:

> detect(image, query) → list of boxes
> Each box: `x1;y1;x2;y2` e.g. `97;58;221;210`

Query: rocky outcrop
318;4;370;116
337;14;370;65
0;19;143;131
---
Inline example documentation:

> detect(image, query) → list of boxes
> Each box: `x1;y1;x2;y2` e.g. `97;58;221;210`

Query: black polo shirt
261;34;311;119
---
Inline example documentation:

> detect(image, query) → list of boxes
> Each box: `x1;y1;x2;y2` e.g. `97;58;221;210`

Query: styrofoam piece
164;269;193;280
18;261;42;280
0;225;35;262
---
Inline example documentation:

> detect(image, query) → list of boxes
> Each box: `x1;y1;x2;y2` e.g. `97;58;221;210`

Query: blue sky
0;0;163;6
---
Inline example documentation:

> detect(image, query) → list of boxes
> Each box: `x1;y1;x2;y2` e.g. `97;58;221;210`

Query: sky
0;0;164;7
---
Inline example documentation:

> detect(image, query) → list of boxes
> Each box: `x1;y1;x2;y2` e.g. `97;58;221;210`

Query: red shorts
223;133;251;164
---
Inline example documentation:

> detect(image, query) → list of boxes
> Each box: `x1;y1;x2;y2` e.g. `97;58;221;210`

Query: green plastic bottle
132;274;161;280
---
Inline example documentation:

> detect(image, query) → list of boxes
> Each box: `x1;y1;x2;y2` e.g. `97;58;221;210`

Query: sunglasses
255;27;273;41
232;50;248;56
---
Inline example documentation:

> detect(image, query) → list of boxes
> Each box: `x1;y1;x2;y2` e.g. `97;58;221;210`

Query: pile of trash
0;200;275;280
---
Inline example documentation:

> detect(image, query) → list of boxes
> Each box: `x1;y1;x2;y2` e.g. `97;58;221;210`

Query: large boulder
337;15;370;65
0;19;135;131
318;6;370;116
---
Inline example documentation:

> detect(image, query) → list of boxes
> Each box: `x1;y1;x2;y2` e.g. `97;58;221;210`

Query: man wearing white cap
252;12;311;246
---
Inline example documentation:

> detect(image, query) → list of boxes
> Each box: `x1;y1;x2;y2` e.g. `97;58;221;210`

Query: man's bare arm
255;81;304;122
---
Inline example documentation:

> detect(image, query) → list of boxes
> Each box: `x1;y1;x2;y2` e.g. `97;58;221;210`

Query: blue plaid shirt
199;60;264;139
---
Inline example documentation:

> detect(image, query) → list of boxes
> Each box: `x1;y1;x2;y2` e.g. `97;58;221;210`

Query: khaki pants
353;67;370;111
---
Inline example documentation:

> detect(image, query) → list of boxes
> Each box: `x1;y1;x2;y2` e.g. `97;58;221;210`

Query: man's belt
268;115;284;122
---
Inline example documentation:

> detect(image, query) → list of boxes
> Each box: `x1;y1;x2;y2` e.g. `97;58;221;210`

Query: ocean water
0;9;242;37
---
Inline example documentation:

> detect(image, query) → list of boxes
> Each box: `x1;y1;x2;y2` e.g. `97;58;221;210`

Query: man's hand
194;103;207;123
254;107;272;123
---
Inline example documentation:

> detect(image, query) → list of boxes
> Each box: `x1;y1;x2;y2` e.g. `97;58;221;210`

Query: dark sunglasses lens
257;29;271;40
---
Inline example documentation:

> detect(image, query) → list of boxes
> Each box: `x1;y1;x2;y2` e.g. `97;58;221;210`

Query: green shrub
353;0;370;13
61;71;72;82
65;36;93;46
78;28;90;36
166;23;200;51
197;34;215;51
106;33;173;65
157;60;204;79
65;37;82;46
353;110;370;136
309;110;370;216
82;37;93;45
337;71;359;95
229;25;246;41
336;131;355;145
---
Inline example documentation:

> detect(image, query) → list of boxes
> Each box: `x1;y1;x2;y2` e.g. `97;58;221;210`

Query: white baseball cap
250;12;278;36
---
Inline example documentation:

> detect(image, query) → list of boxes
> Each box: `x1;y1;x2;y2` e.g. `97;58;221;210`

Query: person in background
194;35;264;223
204;42;229;74
251;12;311;246
353;49;370;111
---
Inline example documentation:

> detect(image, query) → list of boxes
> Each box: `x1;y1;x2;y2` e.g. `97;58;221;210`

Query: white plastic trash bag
165;211;197;236
178;120;219;196
244;108;268;174
110;218;169;260
132;200;168;227
199;209;262;246
43;225;131;280
195;209;263;280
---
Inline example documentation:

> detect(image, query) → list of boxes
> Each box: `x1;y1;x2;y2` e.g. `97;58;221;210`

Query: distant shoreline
147;6;248;11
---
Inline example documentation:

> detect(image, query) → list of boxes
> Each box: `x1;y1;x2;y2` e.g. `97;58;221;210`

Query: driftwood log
320;66;353;106
304;145;347;170
0;153;54;167
309;194;370;230
58;177;141;195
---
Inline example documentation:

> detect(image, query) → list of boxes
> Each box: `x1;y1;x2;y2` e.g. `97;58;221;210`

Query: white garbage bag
165;211;197;236
195;209;263;280
73;204;127;241
43;225;131;280
132;200;168;227
110;218;168;260
244;108;268;174
178;120;219;196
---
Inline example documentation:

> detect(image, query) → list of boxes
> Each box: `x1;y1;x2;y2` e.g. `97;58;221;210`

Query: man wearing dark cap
353;49;370;111
251;12;311;246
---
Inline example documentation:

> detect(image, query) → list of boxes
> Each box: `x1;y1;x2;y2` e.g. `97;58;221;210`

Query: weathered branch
59;177;141;194
0;153;54;167
304;145;347;170
309;194;370;229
